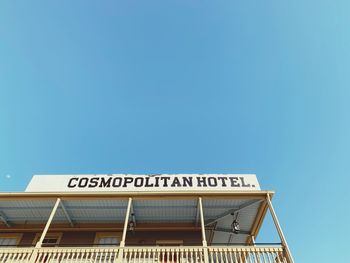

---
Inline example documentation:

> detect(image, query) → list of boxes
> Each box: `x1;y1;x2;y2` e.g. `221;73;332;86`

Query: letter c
68;178;78;188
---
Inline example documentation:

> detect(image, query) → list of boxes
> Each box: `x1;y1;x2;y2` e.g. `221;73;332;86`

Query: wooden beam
0;222;202;232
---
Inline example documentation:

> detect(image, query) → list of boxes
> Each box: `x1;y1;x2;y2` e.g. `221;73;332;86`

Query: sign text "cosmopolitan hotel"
25;174;260;192
67;175;256;189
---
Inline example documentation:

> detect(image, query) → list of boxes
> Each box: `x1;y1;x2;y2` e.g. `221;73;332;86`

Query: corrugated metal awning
0;195;266;245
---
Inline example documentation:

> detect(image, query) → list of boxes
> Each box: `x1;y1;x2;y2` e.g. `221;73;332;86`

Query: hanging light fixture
128;220;135;232
128;212;136;234
231;212;240;234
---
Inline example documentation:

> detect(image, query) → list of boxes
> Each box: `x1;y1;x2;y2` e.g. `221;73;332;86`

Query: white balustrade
35;247;119;263
208;247;287;263
0;246;289;263
121;247;204;263
0;248;33;263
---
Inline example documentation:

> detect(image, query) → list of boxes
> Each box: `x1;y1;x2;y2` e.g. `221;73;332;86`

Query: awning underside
0;198;263;244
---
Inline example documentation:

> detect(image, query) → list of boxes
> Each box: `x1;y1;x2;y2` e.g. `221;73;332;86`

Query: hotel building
0;174;294;263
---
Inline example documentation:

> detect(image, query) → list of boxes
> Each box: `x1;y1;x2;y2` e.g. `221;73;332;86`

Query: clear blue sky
0;1;349;261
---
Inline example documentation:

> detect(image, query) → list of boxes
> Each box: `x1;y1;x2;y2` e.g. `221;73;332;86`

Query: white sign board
25;174;260;192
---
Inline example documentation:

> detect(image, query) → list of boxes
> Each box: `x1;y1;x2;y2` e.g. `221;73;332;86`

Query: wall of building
18;233;36;247
60;231;97;246
125;231;202;246
14;230;202;247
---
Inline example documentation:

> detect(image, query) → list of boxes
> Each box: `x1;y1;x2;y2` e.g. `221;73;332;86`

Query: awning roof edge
0;190;275;200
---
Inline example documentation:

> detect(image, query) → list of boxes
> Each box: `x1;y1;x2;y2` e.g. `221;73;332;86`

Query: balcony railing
0;246;289;263
208;247;287;263
0;247;33;262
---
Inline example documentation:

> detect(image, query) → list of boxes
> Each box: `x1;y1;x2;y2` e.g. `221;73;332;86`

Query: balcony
0;245;288;263
0;191;293;263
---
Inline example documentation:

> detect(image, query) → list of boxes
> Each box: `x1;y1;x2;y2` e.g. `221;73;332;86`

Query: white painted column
266;194;294;263
35;198;61;248
198;197;207;246
251;235;256;246
198;197;209;263
120;197;132;248
116;198;132;263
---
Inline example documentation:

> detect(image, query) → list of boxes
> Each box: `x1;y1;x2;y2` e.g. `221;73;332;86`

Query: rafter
0;211;11;227
60;200;74;227
195;199;200;226
205;199;263;226
131;202;136;227
213;227;250;235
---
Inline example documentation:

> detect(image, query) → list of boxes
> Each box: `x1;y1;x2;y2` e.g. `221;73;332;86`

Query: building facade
0;174;294;263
